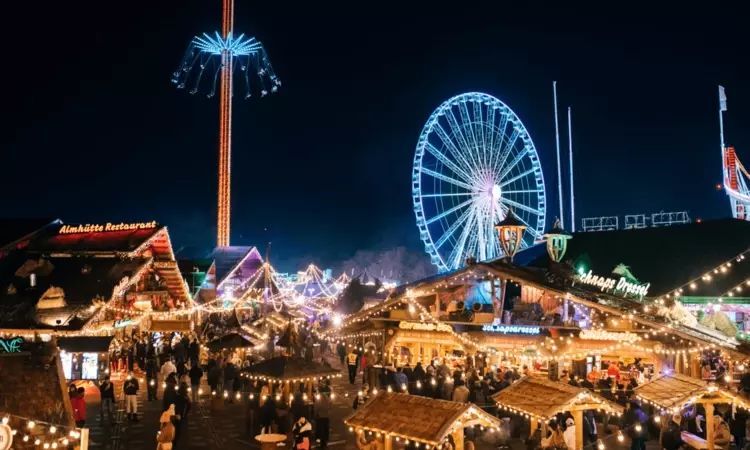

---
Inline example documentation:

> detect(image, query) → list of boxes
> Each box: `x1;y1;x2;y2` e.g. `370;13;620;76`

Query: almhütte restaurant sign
59;221;157;234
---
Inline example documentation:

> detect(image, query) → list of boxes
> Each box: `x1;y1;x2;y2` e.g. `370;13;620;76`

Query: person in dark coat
730;408;748;449
291;385;307;422
245;379;262;438
163;373;178;412
145;356;158;401
188;339;200;368
259;389;278;434
412;362;426;382
189;363;203;403
173;383;192;446
337;342;346;366
661;414;683;450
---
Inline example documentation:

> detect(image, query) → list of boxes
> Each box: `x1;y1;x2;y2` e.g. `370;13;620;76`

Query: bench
681;431;708;450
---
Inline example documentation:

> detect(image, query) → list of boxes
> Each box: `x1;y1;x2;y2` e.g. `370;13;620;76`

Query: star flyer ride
718;85;750;220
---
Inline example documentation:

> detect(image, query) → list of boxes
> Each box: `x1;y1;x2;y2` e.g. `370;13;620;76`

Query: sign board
481;320;540;335
150;320;192;332
579;329;640;343
0;337;24;354
0;423;12;450
58;221;157;234
398;321;453;333
576;270;650;298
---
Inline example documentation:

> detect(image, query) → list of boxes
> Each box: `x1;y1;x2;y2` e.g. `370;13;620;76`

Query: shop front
57;336;114;381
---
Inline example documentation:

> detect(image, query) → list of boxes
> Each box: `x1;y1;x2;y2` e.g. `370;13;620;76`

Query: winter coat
452;385;470;403
71;396;86;421
189;366;203;386
99;381;115;400
124;378;139;395
661;421;683;450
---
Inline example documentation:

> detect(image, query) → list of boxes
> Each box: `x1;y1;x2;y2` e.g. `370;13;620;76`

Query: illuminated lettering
576;270;650;298
59;221;157;235
0;337;24;354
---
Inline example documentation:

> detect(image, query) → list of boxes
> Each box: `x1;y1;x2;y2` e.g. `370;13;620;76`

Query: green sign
0;337;24;354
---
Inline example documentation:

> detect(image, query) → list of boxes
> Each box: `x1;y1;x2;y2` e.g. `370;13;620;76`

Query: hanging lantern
543;218;572;263
494;208;527;261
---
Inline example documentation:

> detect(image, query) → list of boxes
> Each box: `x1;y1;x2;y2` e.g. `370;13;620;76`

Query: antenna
568;106;575;232
553;81;564;228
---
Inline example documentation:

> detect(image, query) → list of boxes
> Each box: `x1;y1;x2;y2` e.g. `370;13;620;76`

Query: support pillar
572;409;583;450
530;418;539;438
563;298;569;323
706;403;715;450
451;429;464;450
384;435;393;450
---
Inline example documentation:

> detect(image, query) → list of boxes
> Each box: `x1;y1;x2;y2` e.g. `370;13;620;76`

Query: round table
255;433;287;450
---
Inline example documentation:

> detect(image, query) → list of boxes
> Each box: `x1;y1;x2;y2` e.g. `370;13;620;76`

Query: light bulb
28;421;35;429
50;426;56;433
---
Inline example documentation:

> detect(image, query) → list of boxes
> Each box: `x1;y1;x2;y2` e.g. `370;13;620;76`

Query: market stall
57;336;114;381
634;372;750;450
242;355;340;398
491;376;623;450
344;392;501;450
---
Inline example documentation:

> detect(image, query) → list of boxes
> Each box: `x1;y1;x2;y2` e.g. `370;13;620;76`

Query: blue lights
173;31;280;99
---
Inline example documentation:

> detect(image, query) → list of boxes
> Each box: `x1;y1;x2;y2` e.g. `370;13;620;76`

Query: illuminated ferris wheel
413;92;547;272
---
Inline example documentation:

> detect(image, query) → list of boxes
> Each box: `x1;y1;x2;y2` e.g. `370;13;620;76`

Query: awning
206;333;259;351
149;319;192;332
57;336;114;353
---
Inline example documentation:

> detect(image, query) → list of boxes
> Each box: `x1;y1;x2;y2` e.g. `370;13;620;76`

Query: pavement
78;357;669;450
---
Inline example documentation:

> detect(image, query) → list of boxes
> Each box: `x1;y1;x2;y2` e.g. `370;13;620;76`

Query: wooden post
384;435;393;450
529;418;539;438
691;355;701;379
451;429;464;450
572;409;583;450
434;293;441;319
563;298;569;323
498;280;507;319
80;428;89;450
706;403;715;450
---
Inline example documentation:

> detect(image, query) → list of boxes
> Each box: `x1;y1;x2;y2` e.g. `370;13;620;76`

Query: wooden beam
572;409;583;450
705;403;715;450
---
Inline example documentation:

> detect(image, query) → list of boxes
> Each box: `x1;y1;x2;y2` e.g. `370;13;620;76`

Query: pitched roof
491;376;623;420
206;332;260;351
0;256;149;330
212;246;262;288
344;392;501;446
0;218;60;250
57;336;115;353
28;224;163;254
527;219;750;297
243;356;340;382
634;372;750;410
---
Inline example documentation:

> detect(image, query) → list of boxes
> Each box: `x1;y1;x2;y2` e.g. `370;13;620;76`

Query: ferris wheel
413;92;547;272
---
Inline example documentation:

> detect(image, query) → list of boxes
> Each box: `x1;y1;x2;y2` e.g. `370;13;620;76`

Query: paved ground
79;358;669;450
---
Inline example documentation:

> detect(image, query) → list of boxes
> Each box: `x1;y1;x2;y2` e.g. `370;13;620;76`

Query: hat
566;418;574;426
160;404;175;423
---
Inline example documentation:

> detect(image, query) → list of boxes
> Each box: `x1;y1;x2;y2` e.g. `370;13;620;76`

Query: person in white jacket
161;358;176;380
563;417;577;450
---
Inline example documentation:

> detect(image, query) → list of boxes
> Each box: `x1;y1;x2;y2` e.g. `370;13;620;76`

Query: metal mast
217;0;235;247
553;82;564;228
568;106;575;232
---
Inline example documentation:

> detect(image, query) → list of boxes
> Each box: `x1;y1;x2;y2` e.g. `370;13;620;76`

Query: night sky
3;4;749;271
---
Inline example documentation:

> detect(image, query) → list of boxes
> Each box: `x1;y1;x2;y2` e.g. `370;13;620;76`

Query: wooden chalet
345;392;501;450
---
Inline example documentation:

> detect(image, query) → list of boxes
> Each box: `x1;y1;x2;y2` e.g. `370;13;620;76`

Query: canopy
243;356;339;383
345;392;500;446
491;376;624;421
634;372;750;410
206;332;258;351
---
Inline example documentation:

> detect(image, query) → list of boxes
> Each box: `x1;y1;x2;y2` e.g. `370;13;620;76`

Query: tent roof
633;372;750;410
491;376;623;420
206;332;259;350
344;392;500;446
243;356;339;382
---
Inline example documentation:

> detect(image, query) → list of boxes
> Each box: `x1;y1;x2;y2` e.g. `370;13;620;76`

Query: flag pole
719;85;727;182
553;81;564;228
567;106;575;232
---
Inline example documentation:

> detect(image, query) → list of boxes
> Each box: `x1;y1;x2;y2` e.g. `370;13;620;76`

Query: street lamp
543;217;572;263
494;208;527;261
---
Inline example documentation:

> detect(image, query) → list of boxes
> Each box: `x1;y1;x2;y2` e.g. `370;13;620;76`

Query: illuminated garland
0;412;83;448
659;249;749;300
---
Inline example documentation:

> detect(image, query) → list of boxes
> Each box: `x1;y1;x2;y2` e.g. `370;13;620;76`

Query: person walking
347;349;359;385
661;413;683;450
337;342;346;366
123;372;140;422
315;390;331;449
98;376;115;423
157;405;176;450
293;416;312;450
224;361;237;402
145;356;159;401
163;373;178;413
188;338;200;368
161;358;177;382
189;362;203;403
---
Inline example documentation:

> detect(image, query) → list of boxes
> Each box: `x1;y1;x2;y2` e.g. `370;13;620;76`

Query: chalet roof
243;356;340;382
527;219;750;298
212;246;259;288
58;336;115;353
206;332;259;351
344;392;501;446
0;256;149;330
0;218;60;250
633;372;750;410
491;376;623;420
27;224;163;254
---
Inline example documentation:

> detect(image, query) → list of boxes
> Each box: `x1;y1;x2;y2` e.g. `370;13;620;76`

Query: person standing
293;416;312;450
157;405;176;450
224;361;236;402
71;387;87;428
661;413;683;450
173;383;192;446
161;357;177;382
145;356;159;401
188;339;200;368
124;373;140;421
189;362;203;403
337;342;346;366
347;349;359;385
98;376;115;423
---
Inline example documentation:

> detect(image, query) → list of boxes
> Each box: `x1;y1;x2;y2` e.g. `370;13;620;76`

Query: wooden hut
344;392;501;450
242;355;341;398
634;372;750;450
491;376;624;449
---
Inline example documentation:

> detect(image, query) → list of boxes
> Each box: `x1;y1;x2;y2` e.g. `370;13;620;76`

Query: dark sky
3;4;749;271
